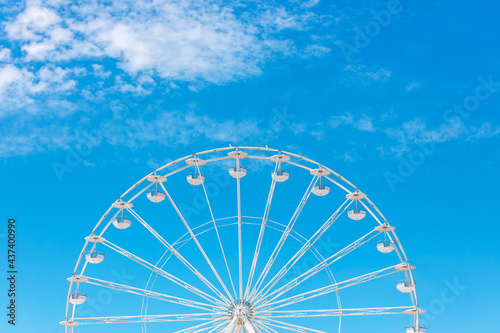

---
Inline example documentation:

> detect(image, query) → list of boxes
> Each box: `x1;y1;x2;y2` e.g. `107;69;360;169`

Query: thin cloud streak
0;108;264;158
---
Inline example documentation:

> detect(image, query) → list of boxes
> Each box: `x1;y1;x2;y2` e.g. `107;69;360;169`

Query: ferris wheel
61;146;425;333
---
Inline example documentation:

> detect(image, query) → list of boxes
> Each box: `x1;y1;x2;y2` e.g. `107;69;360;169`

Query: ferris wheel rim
64;146;422;333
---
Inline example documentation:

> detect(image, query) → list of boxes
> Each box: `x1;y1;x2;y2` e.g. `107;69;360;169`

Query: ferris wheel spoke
158;181;235;304
194;160;238;302
102;240;225;307
127;207;231;305
194;320;230;333
236;150;243;300
244;157;280;300
255;320;281;333
249;174;319;303
257;198;352;300
249;322;264;333
255;318;326;333
207;319;231;333
174;317;227;333
80;275;220;312
254;229;380;306
73;312;225;324
256;306;415;318
253;319;278;333
257;265;399;310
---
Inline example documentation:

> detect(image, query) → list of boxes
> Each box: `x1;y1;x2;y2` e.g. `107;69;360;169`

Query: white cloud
384;117;500;155
0;65;37;107
6;5;94;62
37;65;76;92
299;0;321;9
343;151;354;164
467;123;500;141
0;0;323;120
385;118;465;149
0;48;12;62
4;1;315;85
114;74;161;96
91;64;111;79
300;44;331;58
0;108;263;157
6;6;61;39
328;113;353;128
356;117;376;132
90;8;266;84
0;121;73;157
256;6;314;32
405;81;421;91
0;0;336;159
0;65;25;91
343;64;391;85
328;113;376;132
309;130;326;141
0;64;77;114
289;122;307;135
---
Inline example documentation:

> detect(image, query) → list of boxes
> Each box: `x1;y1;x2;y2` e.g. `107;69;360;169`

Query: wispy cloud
0;63;77;114
3;0;317;85
384;117;500;154
0;106;265;158
342;64;391;85
115;110;263;149
0;0;328;116
467;122;500;141
343;151;355;164
299;44;331;58
0;0;329;158
0;121;74;157
327;113;376;132
405;81;421;91
315;111;500;158
0;48;12;61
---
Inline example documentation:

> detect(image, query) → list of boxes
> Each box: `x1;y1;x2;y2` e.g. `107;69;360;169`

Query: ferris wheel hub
228;300;254;325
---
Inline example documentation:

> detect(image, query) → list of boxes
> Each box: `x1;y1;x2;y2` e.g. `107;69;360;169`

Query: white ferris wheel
61;146;425;333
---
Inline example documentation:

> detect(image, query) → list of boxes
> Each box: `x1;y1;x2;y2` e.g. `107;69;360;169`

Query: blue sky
1;0;500;332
